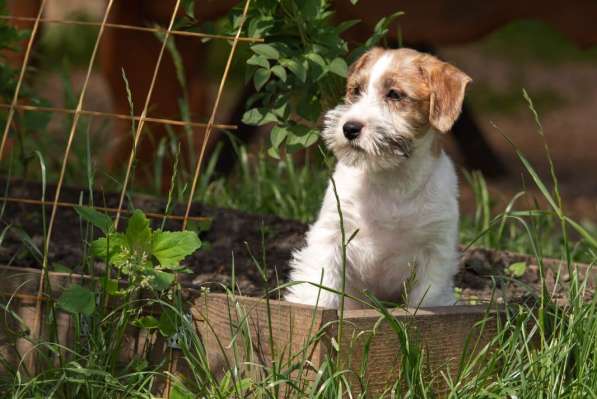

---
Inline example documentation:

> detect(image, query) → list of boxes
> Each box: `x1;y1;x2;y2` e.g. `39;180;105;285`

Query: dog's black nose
343;121;363;140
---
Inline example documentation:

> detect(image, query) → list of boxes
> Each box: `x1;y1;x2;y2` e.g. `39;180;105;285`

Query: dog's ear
423;58;471;133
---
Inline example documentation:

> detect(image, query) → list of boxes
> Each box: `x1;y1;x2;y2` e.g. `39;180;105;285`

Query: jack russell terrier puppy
285;47;471;309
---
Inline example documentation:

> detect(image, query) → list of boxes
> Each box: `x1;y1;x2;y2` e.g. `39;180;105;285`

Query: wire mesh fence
0;0;255;392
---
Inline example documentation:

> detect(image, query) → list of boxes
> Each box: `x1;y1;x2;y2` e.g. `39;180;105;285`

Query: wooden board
193;292;501;397
192;293;336;382
0;266;172;381
334;305;500;396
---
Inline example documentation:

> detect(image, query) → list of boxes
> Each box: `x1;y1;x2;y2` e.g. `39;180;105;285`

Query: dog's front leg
285;234;350;309
406;248;458;308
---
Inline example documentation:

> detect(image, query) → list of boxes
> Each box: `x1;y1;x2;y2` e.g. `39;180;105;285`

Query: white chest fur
286;149;460;309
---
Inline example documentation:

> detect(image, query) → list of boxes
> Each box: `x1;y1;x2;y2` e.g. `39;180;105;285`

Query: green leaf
170;382;195;399
305;53;326;68
75;206;113;235
329;57;348;78
251;44;279;59
271;65;287;82
151;271;176;291
247;54;269;69
126;210;152;251
267;146;280;159
287;128;319;147
133;315;160;330
152;230;201;267
91;233;126;264
335;19;360;34
270;126;288;149
253;68;271;91
242;108;264;125
284;59;306;82
242;108;279;126
58;284;96;316
158;307;178;337
507;262;527;278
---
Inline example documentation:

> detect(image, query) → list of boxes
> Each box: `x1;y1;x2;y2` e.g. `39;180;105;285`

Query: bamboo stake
113;0;183;230
182;0;253;230
0;15;263;43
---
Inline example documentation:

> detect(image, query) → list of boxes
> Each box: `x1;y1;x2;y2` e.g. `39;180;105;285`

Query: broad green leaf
271;102;288;118
288;128;319;147
270;126;288;149
243;108;279;126
267;146;280;159
271;65;287;82
284;59;306;82
159;307;178;337
251;44;279;59
305;53;326;68
305;53;327;80
507;262;527;278
242;108;264;125
91;233;126;263
75;206;113;234
170;382;195;399
329;57;348;77
253;68;271;91
247;54;269;69
151;271;176;291
152;230;201;267
133;315;160;329
126;210;152;251
58;284;96;315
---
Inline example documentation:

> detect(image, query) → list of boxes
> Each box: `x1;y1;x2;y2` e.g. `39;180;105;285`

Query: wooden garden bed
0;255;594;396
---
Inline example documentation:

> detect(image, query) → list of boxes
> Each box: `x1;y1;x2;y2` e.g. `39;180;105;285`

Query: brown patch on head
374;48;471;135
376;49;435;135
345;47;384;102
343;47;470;159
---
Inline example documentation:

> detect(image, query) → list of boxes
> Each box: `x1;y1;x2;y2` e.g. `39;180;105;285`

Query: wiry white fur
285;53;460;309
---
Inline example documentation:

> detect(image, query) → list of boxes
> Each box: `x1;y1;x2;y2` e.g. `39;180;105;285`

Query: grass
1;9;596;397
0;89;596;398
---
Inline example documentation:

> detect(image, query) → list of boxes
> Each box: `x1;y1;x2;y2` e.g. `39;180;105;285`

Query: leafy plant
82;208;200;294
58;207;200;317
233;0;402;157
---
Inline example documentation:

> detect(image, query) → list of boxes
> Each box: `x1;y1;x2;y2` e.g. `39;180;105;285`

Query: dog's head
323;48;471;170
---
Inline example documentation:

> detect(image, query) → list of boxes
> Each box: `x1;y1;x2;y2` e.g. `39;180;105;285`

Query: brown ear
425;60;471;133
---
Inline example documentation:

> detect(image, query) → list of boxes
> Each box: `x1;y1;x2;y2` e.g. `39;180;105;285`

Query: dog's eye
386;89;405;101
350;86;361;98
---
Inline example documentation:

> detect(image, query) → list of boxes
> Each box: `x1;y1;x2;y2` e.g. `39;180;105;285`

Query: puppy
285;48;471;309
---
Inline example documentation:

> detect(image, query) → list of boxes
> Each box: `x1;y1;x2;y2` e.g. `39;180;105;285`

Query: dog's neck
362;131;440;198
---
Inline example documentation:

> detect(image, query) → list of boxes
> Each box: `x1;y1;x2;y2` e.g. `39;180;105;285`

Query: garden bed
1;180;594;396
0;179;593;303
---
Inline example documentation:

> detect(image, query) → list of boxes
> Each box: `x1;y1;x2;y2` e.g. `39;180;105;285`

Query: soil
1;180;593;305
